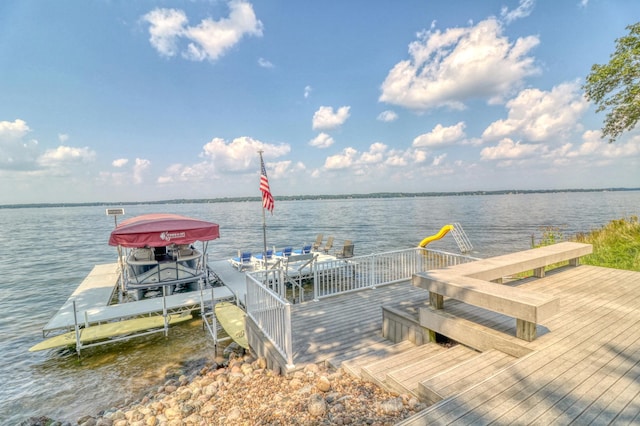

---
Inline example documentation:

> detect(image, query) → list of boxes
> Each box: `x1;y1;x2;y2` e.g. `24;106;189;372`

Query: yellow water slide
419;224;454;248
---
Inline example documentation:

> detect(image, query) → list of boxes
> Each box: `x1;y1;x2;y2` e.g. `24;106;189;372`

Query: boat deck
280;265;640;424
43;262;234;333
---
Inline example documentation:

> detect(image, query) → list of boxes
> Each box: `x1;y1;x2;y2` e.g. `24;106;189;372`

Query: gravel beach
22;347;427;426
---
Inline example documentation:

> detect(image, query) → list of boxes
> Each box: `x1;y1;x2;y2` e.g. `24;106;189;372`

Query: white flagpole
259;150;268;264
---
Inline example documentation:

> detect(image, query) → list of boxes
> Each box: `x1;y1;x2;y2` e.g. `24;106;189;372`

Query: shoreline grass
515;216;640;279
573;215;640;271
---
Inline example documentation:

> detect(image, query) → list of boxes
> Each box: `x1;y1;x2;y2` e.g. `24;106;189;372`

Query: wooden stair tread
361;343;445;384
418;349;516;404
385;345;478;396
340;340;416;378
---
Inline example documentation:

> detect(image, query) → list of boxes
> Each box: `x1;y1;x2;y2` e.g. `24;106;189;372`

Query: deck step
384;345;478;398
417;349;516;404
360;343;445;386
335;340;416;378
325;334;405;367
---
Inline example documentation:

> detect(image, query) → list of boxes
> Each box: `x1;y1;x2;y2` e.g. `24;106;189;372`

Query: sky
1;0;639;205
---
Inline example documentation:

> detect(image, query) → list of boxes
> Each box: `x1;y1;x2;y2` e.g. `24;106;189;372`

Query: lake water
1;191;638;424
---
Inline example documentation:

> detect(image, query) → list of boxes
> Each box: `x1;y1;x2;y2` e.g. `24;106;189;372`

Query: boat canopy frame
108;214;220;300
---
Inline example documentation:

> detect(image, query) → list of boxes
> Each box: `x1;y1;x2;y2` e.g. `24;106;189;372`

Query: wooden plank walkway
289;281;430;365
398;265;640;425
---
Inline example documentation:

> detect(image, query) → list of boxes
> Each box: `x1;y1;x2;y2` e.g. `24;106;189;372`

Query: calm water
1;191;638;424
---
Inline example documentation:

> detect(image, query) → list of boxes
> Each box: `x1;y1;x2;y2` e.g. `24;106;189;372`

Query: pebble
21;352;423;426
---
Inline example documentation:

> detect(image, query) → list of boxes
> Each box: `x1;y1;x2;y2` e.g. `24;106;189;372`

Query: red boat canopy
108;213;220;248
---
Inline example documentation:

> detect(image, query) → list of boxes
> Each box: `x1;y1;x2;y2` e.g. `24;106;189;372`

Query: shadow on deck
246;264;640;425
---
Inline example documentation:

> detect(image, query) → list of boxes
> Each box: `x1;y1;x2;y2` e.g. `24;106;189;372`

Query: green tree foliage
583;23;640;143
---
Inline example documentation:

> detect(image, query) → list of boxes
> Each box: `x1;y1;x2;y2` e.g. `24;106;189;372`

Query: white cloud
304;85;312;99
0;118;30;140
379;18;540;110
142;1;263;62
360;142;387;164
568;130;640;159
112;158;129;167
482;81;588;143
413;122;466;148
157;162;207;184
312;106;351;130
142;8;188;57
324;147;358;170
133;158;151;184
377;110;398;122
58;133;69;143
385;153;408;167
432;153;447;166
480;137;543;160
0;119;39;170
37;146;96;167
323;142;427;173
268;160;305;179
309;133;334;149
258;57;274;68
501;0;535;24
159;136;291;183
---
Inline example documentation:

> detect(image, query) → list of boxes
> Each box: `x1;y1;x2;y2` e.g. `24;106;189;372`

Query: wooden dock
265;264;640;424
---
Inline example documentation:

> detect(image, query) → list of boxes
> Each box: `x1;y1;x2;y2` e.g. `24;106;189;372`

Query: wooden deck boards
290;282;428;365
265;262;640;424
398;265;640;425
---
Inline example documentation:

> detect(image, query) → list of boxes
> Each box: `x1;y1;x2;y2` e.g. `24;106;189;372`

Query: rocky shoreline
22;346;427;426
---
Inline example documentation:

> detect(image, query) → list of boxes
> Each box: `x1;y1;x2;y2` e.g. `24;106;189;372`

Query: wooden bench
413;242;592;341
446;241;593;281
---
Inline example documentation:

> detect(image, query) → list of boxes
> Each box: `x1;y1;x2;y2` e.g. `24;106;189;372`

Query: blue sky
1;0;639;204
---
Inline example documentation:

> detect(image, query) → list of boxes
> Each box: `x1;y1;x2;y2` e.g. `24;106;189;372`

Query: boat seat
133;248;153;261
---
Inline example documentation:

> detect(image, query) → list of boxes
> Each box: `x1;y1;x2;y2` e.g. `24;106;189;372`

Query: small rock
307;394;327;417
227;407;242;421
175;389;192;402
316;375;331;392
78;417;97;426
379;397;404;414
240;363;254;375
254;357;267;369
304;363;320;374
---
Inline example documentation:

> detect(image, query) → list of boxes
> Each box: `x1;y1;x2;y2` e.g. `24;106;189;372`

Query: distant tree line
1;187;638;209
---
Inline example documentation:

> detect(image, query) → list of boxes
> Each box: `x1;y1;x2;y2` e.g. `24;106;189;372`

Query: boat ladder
451;222;473;253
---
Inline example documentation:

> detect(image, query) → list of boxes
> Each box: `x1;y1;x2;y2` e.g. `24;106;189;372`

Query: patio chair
335;240;354;258
322;236;335;253
294;244;312;255
275;246;293;258
312;234;323;251
231;251;253;271
253;249;274;267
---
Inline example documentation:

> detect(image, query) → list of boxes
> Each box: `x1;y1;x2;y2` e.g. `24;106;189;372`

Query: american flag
260;156;275;213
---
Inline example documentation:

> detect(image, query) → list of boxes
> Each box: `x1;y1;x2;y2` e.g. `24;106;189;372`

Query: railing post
369;255;376;289
313;266;319;301
284;303;294;368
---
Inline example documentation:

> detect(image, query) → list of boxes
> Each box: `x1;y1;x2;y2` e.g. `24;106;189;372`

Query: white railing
245;270;294;368
314;247;477;299
246;247;477;368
